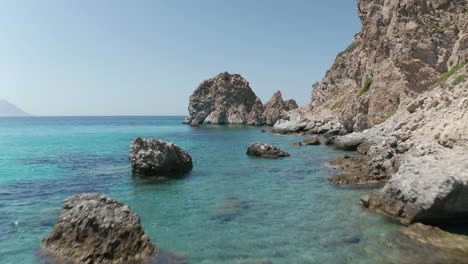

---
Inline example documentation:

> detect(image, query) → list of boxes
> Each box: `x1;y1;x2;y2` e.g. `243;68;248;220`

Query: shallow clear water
0;116;403;264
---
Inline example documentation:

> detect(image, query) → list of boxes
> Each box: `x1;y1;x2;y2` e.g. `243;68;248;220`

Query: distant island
0;99;30;117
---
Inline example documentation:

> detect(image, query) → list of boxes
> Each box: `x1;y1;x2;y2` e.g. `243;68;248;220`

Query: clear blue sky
0;0;361;116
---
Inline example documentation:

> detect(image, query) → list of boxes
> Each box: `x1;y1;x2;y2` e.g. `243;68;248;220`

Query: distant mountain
0;100;30;117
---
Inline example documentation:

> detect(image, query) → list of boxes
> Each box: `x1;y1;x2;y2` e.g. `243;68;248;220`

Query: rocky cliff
184;72;297;126
263;91;298;126
270;0;467;225
306;0;467;132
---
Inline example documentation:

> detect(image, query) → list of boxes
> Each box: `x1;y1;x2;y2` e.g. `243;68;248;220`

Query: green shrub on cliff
452;75;465;86
359;77;373;95
430;63;467;90
383;109;397;121
338;42;360;57
330;98;345;110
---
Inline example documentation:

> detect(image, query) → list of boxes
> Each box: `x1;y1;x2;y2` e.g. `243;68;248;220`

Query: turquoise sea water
0;116;403;264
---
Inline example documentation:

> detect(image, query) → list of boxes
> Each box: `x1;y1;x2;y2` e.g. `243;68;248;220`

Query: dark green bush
359;77;373;95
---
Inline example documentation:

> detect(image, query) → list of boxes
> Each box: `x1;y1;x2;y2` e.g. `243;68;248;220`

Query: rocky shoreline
180;0;468;260
40;0;467;262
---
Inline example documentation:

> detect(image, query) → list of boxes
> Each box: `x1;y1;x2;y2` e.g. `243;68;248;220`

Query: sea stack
183;72;297;126
129;137;193;176
183;72;264;125
41;193;156;264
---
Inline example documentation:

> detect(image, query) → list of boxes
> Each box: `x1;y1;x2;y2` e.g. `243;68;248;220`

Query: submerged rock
41;193;156;264
386;223;468;264
212;199;250;222
129;137;193;176
246;142;290;159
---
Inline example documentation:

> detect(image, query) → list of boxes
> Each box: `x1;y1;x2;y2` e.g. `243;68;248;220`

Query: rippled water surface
0;116;402;264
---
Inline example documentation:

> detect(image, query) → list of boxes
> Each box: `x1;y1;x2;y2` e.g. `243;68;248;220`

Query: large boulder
41;193;156;264
362;147;468;224
332;133;367;151
184;72;264;125
263;91;298;126
246;142;290;159
129;137;192;176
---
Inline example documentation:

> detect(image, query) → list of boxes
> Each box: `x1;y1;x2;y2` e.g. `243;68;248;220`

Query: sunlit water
0;116;403;264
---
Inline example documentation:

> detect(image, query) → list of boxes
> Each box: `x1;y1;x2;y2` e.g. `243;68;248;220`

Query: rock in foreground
41;193;156;264
246;142;290;159
129;137;193;176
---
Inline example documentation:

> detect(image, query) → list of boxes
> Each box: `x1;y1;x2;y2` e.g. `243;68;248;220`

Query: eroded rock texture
246;142;290;159
129;137;193;176
311;0;467;131
184;72;296;126
263;91;298;126
184;72;263;125
41;193;156;264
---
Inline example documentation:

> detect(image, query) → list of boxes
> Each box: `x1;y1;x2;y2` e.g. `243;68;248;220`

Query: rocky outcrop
129;137;193;176
183;72;297;126
386;223;468;264
183;72;265;125
263;91;298;126
355;64;468;224
362;145;468;224
41;193;156;264
271;0;467;134
246;142;290;159
328;154;393;185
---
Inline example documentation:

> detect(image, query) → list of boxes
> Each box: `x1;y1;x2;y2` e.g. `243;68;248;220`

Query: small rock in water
246;142;290;159
292;136;321;146
343;235;361;244
259;129;266;133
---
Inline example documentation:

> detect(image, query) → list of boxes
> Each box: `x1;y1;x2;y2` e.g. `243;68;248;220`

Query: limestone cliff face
311;0;467;132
